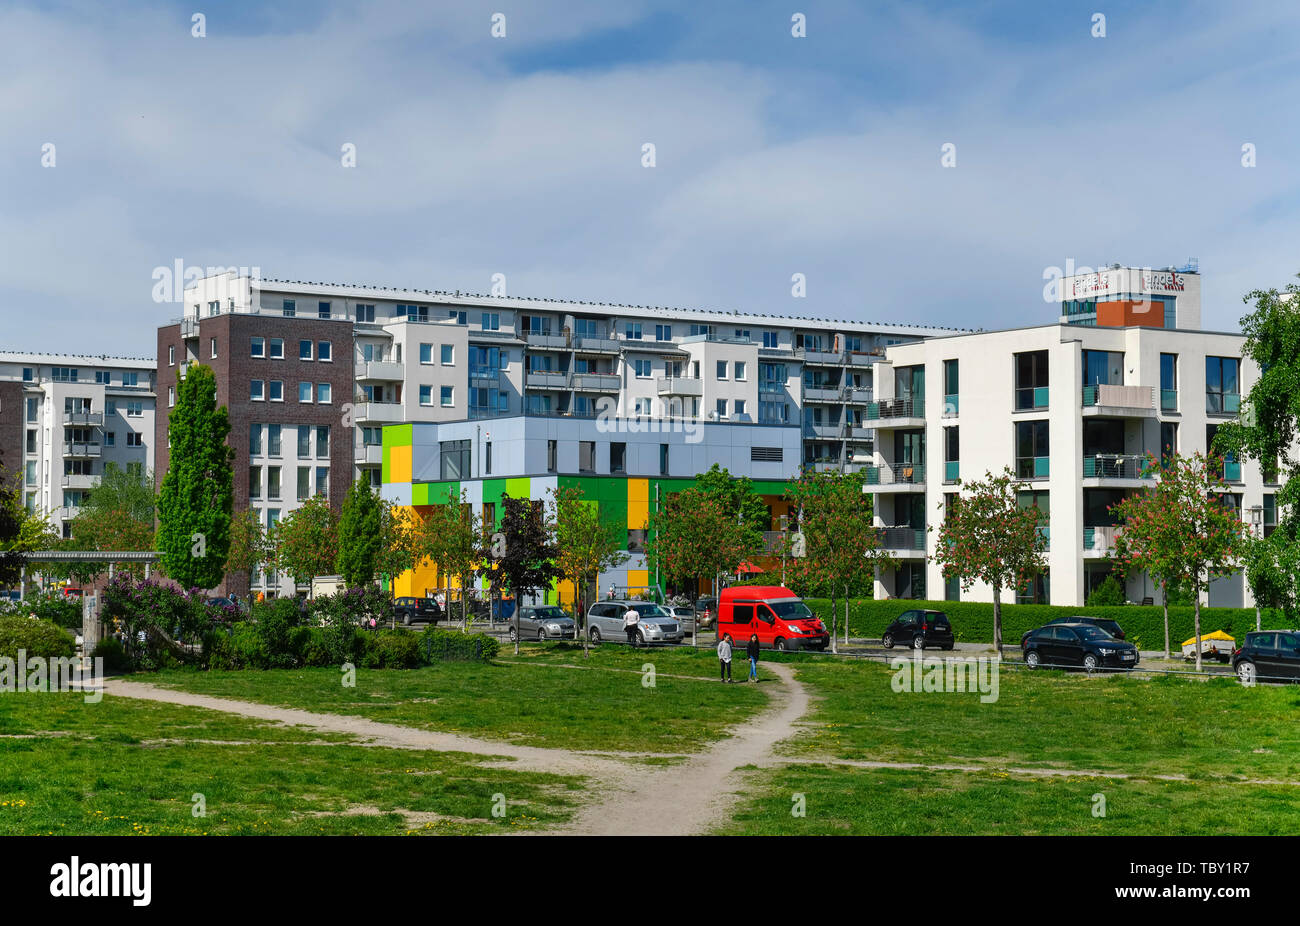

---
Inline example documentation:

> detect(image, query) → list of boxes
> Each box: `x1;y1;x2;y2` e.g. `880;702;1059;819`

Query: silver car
511;605;577;642
585;600;685;645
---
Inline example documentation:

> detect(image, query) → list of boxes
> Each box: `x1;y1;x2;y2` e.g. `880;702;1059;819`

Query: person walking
747;633;760;682
623;606;641;648
718;635;733;682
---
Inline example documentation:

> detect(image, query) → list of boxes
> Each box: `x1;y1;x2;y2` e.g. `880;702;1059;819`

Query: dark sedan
882;609;954;650
393;596;442;626
1023;622;1139;671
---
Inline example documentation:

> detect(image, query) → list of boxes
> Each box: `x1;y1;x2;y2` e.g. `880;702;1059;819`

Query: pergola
17;551;159;601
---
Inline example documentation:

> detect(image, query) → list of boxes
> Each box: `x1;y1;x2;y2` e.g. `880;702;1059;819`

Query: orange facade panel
1096;299;1163;328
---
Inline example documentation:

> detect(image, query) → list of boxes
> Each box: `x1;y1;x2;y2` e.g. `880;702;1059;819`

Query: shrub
0;616;76;660
1086;574;1127;607
20;593;83;630
101;574;226;670
420;628;499;663
367;629;422;668
91;637;130;673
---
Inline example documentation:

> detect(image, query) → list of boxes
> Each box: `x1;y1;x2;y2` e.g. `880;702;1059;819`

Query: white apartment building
866;319;1270;608
0;353;157;537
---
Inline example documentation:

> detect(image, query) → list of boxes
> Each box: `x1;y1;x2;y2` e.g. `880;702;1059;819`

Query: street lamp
1248;504;1264;631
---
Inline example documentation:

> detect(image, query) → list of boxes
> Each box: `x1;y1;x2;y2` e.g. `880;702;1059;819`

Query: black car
882;609;954;650
1022;622;1139;671
393;596;442;626
1232;630;1300;685
1045;615;1125;640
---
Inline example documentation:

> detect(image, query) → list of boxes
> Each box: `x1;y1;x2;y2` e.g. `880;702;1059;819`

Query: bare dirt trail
104;659;813;836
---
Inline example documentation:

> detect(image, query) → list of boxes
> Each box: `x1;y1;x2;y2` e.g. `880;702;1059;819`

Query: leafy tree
1241;519;1300;627
496;498;561;655
550;485;625;656
695;463;770;538
157;364;233;590
335;479;383;587
68;463;156;578
271;494;338;589
933;468;1047;655
0;454;25;587
1111;452;1248;669
225;508;271;598
376;499;421;589
418;490;481;629
787;469;892;652
1085;573;1127;608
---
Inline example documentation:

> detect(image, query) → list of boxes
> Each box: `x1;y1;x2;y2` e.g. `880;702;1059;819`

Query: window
249;423;262;456
447;309;466;325
579;441;596;473
1081;350;1123;386
318;341;332;361
297;467;311;501
106;400;116;415
634;397;652;416
655;324;672;341
660;443;669;475
485;441;492;474
575;318;600;339
1160;353;1177;410
634;359;652;378
611;442;626;473
1015;420;1050;479
763;331;779;349
249;466;262;499
419;344;433;364
250;380;265;401
734;362;746;381
268;424;282;457
210;337;218;359
716;360;727;380
943;359;959;415
298;426;311;458
21;367;33;382
715;399;727;419
734;399;746;417
95;370;110;384
298;382;313;403
356;304;375;323
689;324;714;338
168;346;175;366
1160;422;1179;466
316;468;330;498
168;386;175;408
482;313;500;331
1263;494;1277;537
25;398;37;422
268;466;282;500
282;299;296;317
419;385;433;406
440;440;471;480
316;426;330;458
441;344;454;365
25;430;36;454
299;340;313;360
441;385;454;407
126;402;142;417
251;337;265;358
318;301;331;319
1207;424;1240;481
317;383;332;404
1014;351;1049;410
943;426;959;483
1206;356;1240;414
269;338;284;360
547;439;558;473
625;322;642;340
522;314;550;335
268;381;283;402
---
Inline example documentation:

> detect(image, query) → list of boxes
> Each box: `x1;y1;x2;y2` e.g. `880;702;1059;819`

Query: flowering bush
101;574;226;670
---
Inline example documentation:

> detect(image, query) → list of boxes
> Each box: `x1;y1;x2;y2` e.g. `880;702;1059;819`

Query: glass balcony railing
864;463;926;486
943;393;959;416
1082;454;1152;479
1016;456;1050;479
1014;386;1049;411
944;460;959;483
1160;388;1178;411
877;527;926;550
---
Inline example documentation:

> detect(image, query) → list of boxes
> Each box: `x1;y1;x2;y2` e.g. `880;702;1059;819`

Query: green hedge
804;598;1271;651
0;617;77;660
420;628;499;663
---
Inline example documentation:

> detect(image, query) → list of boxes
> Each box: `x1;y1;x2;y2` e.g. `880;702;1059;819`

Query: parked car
1232;630;1300;685
585;600;685;645
694;597;718;629
715;586;828;651
882;609;954;650
511;605;577;642
1048;615;1125;640
1022;622;1139;671
392;596;442;626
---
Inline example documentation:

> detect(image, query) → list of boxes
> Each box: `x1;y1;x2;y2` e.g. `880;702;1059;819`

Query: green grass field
0;692;585;835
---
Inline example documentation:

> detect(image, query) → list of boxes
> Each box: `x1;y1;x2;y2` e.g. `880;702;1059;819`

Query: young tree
550;485;626;656
497;497;561;655
933;468;1047;656
225;508;271;598
1111;452;1249;670
787;469;892;652
157;364;233;590
376;499;421;590
271;494;339;590
695;463;770;538
68;463;157;577
335;479;383;587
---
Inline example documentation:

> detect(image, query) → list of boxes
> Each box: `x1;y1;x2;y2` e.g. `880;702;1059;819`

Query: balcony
804;423;844;440
574;336;620;354
355;444;383;466
354;402;405;424
61;474;96;490
846;351;881;367
355;360;405;382
845;426;873;441
864;462;926;490
1081;384;1155;416
877;526;926;555
63;442;102;459
54;506;80;521
1014;387;1049;412
1082;525;1120;557
469;369;503;387
847;387;873;404
524;406;599;420
525;370;570;390
1015;456;1050;480
656;376;703;397
62;411;103;427
180;317;199;338
803;386;843;403
866;396;924;424
796;349;844;366
525;332;566;349
1160;389;1178;412
572;373;621;392
1082;453;1153;482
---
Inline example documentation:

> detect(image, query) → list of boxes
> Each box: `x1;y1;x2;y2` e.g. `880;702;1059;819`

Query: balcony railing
1014;386;1049;411
524;406;600;420
804;423;844;440
796;348;843;365
574;336;620;353
63;442;102;458
355;444;383;466
656;376;703;396
1083;525;1120;554
572;373;621;392
943;393;959;416
355;360;405;381
848;387;873;403
845;426;873;441
943;460;959;483
1206;392;1241;415
62;411;103;427
878;527;926;550
1160;388;1178;411
1082;454;1152;480
61;474;96;489
525;332;565;349
1081;384;1155;411
525;371;570;389
866;397;923;421
354;402;404;424
1015;456;1050;479
865;462;926;486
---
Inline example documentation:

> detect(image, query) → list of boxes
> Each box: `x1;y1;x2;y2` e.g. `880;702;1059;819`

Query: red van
716;586;828;652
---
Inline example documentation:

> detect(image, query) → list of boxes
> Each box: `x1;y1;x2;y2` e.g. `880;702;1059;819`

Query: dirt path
104;660;813;836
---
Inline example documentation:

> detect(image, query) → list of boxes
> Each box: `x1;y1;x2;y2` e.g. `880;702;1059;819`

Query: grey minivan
586;600;685;645
510;605;576;642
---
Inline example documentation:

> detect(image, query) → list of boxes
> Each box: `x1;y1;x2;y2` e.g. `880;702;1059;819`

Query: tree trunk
1161;577;1170;658
1193;581;1203;673
829;592;838;655
843;591;850;648
992;584;1003;656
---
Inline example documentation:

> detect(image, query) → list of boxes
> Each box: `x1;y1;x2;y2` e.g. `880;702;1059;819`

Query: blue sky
2;0;1298;354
